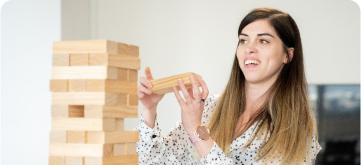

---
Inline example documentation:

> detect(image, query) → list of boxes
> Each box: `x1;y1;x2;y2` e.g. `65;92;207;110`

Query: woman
135;7;322;165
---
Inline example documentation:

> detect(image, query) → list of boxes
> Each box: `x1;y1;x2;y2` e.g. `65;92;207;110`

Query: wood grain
84;105;137;118
86;131;139;144
150;72;201;94
52;92;127;105
52;66;118;80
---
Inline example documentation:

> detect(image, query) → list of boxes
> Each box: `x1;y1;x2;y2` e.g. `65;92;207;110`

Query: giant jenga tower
49;40;140;165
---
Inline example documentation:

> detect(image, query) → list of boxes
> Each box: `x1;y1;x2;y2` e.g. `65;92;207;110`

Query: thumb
145;66;154;81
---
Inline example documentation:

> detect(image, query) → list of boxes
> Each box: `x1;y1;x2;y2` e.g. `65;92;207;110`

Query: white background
1;0;360;164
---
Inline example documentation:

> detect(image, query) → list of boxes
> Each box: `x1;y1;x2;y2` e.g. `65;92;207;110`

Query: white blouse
134;93;322;164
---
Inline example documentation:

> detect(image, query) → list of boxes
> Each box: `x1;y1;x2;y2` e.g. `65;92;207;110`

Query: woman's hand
138;66;165;110
173;75;209;136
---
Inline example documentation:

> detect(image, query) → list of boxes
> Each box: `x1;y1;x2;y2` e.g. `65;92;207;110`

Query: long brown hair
207;7;319;164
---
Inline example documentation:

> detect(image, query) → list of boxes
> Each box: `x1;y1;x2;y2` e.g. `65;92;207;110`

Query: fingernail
178;79;182;82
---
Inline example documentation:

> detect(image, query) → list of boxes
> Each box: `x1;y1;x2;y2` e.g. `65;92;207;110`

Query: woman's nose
245;42;257;54
246;45;257;54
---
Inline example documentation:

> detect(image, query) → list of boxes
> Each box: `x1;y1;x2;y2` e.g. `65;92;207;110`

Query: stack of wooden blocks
49;40;140;165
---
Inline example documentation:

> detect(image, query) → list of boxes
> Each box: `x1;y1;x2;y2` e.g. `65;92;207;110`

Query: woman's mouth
244;60;260;69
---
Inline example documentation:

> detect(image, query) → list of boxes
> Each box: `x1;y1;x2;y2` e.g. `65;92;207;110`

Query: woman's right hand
138;66;165;110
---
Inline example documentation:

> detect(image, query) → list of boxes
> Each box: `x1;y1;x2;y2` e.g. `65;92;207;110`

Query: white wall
91;0;360;136
1;0;61;164
0;1;359;164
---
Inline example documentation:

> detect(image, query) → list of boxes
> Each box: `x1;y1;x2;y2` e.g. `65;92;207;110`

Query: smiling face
237;19;290;86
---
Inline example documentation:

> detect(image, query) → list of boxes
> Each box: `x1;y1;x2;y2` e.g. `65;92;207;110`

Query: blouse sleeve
133;113;190;164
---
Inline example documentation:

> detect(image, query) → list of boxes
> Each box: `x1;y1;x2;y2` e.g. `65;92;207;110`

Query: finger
173;86;187;107
190;75;201;100
139;77;153;88
178;79;192;104
199;77;209;100
138;84;152;95
187;88;194;99
138;93;144;98
145;66;154;81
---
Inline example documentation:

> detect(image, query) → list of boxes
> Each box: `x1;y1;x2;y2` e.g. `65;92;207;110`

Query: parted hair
207;7;319;165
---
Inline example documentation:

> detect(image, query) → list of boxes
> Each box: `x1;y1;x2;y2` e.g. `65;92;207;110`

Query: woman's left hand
173;75;209;136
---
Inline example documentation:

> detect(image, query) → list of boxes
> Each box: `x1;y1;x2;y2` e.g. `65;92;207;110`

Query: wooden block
67;131;86;143
49;156;65;165
127;69;138;82
150;72;201;94
89;53;140;70
52;66;118;80
117;68;127;81
117;42;128;55
127;45;139;57
113;143;125;156
51;105;84;118
86;131;139;144
65;157;83;165
53;40;117;54
50;79;68;92
52;92;127;105
115;118;124;131
89;53;108;66
49;143;113;157
126;142;137;155
86;80;137;94
68;79;86;92
50;130;67;143
84;105;137;118
84;155;138;165
52;118;117;131
70;53;88;66
127;94;138;106
53;54;69;66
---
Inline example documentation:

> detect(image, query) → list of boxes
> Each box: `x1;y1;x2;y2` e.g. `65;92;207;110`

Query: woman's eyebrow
239;33;274;38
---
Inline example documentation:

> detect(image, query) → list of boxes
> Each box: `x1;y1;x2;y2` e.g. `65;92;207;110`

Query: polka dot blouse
134;93;322;164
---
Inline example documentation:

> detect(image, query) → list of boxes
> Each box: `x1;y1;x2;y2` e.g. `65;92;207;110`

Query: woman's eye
240;39;247;44
261;40;268;44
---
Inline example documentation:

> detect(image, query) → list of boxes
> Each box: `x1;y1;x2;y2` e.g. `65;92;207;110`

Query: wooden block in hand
52;66;118;80
84;155;138;165
86;80;137;94
84;105;137;118
50;79;68;92
150;72;201;94
52;92;127;105
86;130;139;144
53;40;118;54
89;53;140;70
51;105;84;118
49;143;113;157
52;118;123;131
53;54;69;66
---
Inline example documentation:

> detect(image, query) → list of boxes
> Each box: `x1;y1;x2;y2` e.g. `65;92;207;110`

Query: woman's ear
284;47;294;63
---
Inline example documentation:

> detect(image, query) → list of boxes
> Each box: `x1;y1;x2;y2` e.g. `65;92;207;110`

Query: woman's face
237;19;289;86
